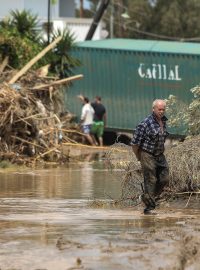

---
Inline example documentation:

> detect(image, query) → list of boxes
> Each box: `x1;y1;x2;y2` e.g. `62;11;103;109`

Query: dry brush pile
105;143;143;206
166;135;200;193
0;70;83;165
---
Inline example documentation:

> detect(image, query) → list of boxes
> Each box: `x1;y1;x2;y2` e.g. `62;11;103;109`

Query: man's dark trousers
140;151;169;210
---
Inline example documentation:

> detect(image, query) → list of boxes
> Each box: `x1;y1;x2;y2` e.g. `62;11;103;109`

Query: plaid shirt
131;113;169;156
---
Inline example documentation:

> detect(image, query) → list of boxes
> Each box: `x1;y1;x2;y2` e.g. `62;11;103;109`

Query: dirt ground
38;204;200;270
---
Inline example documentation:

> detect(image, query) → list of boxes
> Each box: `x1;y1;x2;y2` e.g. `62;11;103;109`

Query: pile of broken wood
0;37;83;166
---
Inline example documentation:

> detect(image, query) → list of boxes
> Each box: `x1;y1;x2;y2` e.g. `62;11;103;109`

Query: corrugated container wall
66;39;200;135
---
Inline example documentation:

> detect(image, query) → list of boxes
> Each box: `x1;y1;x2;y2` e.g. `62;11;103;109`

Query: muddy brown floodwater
0;156;200;270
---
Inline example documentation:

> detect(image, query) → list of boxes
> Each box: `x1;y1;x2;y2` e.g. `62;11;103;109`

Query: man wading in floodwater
131;99;169;215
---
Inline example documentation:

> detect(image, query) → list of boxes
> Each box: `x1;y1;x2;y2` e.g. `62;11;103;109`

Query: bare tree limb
31;74;84;90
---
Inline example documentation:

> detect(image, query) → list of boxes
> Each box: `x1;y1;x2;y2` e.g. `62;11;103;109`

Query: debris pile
0;37;83;166
166;135;200;193
0;70;83;165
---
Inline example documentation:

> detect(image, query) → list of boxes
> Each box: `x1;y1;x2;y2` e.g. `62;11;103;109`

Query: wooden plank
8;36;62;84
31;74;83;90
0;56;9;74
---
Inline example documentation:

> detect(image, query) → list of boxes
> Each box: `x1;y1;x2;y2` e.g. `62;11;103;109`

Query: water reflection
79;162;94;198
0;160;120;200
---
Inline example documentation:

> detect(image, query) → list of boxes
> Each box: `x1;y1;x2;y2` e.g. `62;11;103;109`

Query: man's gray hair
152;99;166;108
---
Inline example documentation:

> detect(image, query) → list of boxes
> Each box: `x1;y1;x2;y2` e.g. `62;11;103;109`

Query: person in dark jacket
131;99;169;215
91;96;107;146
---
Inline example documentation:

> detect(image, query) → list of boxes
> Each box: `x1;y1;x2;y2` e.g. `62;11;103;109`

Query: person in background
78;95;95;145
131;99;169;215
91;96;107;146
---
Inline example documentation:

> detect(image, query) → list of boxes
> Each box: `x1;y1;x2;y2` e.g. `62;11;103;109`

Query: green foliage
0;160;12;168
125;0;152;39
44;28;81;78
166;86;200;135
188;86;200;134
150;0;200;39
0;9;80;76
0;27;43;68
86;0;200;39
1;9;41;42
166;95;189;134
0;9;43;68
10;9;41;41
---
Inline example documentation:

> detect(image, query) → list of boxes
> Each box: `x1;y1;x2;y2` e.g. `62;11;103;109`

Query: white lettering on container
138;63;182;81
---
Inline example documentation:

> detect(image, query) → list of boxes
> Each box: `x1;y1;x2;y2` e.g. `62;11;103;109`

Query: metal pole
85;0;110;40
80;0;84;18
47;0;51;44
110;0;114;38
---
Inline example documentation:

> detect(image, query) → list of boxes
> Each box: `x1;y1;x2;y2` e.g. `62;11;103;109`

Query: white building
0;0;104;41
53;18;103;41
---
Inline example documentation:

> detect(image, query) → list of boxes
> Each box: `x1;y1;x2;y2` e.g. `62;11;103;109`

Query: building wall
0;0;75;19
24;0;53;18
59;0;75;18
53;18;103;42
0;0;103;42
0;0;24;18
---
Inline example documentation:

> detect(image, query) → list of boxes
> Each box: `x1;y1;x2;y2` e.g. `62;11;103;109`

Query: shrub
166;85;200;135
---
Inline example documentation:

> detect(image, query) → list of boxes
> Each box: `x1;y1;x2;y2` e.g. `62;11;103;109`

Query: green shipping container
66;39;199;135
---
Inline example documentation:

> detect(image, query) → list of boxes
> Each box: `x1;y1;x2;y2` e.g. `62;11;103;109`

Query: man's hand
132;145;141;161
77;94;84;101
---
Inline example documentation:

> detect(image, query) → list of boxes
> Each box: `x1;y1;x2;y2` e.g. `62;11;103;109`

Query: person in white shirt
79;96;95;145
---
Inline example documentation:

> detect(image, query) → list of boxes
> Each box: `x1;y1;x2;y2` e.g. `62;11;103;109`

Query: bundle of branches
105;143;143;206
166;135;200;193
